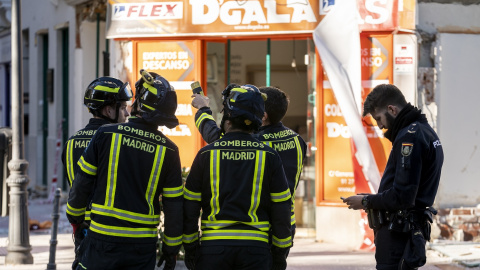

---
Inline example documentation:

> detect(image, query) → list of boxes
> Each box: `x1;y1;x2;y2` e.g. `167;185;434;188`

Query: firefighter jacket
195;108;307;228
62;118;111;222
183;132;292;249
66;116;183;254
256;123;307;228
62;118;111;187
367;110;444;211
194;107;223;143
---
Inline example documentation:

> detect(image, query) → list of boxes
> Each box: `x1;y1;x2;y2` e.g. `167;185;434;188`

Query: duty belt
366;207;437;233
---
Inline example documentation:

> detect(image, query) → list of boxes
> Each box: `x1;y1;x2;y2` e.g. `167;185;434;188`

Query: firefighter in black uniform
61;76;132;269
66;70;183;270
192;86;307;237
183;85;292;270
343;84;444;270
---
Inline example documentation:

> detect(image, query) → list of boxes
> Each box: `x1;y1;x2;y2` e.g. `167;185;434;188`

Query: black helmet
84;77;133;112
133;70;179;128
221;83;266;131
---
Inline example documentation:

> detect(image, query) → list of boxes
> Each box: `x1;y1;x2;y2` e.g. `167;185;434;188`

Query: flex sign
112;2;183;20
107;0;321;38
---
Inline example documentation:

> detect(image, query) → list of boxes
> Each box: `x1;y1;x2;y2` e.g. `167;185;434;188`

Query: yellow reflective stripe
143;104;155;111
183;232;199;244
66;140;75;186
146;146;166;215
201;229;268;243
262;141;272;147
271;189;291;202
78;262;87;269
272;235;292;248
163;185;183;198
91;204;160;225
208;150;220;221
105;133;121;207
231;88;248;93
291;213;296;225
292;136;303;210
66;203;86;216
143;82;157;94
201;220;270;232
248;150;265;222
85;211;91;221
184;187;201;201
94;85;120;93
89;220;157;238
195;113;215;129
163;235;182;246
88;98;106;102
77;156;97;176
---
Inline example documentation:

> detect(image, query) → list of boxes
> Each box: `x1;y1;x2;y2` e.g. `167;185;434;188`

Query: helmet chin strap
97;113;116;123
130;99;140;116
220;113;230;135
97;103;120;123
113;103;121;123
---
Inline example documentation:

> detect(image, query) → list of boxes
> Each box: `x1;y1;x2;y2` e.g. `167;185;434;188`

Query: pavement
0;198;478;269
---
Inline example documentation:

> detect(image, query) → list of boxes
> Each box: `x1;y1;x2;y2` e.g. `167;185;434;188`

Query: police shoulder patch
401;143;413;156
407;123;418;134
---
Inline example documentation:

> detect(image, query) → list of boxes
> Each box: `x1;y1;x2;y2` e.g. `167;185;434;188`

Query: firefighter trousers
75;235;157;270
196;245;269;270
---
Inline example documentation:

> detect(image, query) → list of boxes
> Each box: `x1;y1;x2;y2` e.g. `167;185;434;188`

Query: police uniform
364;112;444;270
184;131;292;269
66;116;183;270
195;108;306;233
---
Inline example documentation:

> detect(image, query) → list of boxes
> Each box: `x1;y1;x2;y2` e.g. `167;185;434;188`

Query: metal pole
46;188;61;270
96;13;99;78
227;40;231;85
6;0;33;264
266;38;271;87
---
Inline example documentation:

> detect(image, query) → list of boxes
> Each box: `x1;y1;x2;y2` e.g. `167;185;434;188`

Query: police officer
343;84;444;270
66;70;183;270
192;86;306;237
61;76;132;269
183;85;292;270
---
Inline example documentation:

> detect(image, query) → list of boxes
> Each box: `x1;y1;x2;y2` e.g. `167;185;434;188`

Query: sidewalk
0;234;468;270
0;199;478;269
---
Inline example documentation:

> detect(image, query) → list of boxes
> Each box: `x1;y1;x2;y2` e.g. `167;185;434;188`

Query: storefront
107;0;416;247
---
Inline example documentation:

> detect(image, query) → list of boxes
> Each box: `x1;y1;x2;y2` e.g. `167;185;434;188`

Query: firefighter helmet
84;77;133;112
221;83;266;131
134;70;179;128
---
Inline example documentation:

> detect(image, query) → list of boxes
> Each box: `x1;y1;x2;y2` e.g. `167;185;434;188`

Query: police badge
402;143;413;156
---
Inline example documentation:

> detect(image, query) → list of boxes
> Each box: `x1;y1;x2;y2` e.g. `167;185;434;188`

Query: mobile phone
191;81;205;96
340;196;346;200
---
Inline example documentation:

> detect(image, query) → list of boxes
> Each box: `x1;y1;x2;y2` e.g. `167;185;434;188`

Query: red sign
395;57;413;64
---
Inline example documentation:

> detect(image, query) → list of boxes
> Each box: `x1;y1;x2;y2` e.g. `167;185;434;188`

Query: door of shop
204;38;316;230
